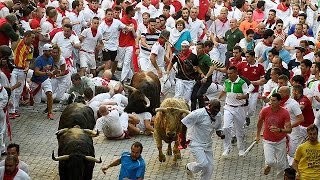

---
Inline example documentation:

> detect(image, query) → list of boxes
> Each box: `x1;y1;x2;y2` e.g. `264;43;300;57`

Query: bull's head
155;107;190;139
52;151;102;163
124;84;150;108
55;127;99;137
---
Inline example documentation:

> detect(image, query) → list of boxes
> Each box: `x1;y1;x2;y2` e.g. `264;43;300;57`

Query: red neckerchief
104;18;113;26
256;9;263;13
219;17;228;23
159;26;166;30
305;48;311;55
277;2;289;11
302;70;311;82
280;96;289;107
3;167;19;180
142;2;149;8
47;18;56;28
56;7;66;17
179;49;192;61
101;78;110;86
263;39;272;46
294;33;303;39
292;13;298;18
72;9;79;16
158;38;166;46
20;16;29;22
91;27;97;37
224;3;232;11
89;5;98;14
37;2;45;8
266;18;275;25
164;14;170;18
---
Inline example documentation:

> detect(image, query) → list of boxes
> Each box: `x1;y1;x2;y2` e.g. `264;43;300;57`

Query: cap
181;40;190;46
295;46;306;52
43;44;53;51
151;0;159;6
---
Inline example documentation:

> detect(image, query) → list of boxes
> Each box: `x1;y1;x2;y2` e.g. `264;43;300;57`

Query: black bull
58;103;96;130
124;71;161;115
53;128;101;180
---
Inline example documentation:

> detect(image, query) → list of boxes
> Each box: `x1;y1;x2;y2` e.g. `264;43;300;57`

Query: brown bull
153;98;190;163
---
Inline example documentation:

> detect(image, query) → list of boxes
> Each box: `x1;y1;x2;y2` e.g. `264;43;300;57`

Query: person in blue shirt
30;44;58;120
102;142;146;180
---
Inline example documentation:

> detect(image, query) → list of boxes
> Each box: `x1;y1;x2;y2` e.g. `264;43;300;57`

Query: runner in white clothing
79;17;103;76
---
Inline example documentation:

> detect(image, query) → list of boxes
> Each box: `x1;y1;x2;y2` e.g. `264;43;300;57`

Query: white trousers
174;78;195;102
223;106;246;152
117;46;134;81
248;92;259;117
51;74;71;101
30;78;52;103
9;68;26;113
288;126;306;158
0;110;6;153
187;142;214;180
263;138;289;177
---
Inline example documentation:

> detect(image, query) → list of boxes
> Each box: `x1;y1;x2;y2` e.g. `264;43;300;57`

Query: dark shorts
102;50;117;62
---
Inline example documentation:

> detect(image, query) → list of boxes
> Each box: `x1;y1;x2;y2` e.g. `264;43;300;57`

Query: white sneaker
222;149;230;158
238;150;245;157
185;164;194;179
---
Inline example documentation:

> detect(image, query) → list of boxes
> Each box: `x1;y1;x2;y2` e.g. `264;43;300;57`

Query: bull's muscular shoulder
59;103;95;130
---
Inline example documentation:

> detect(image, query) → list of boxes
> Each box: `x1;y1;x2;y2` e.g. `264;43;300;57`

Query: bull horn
83;129;99;137
85;156;102;163
52;150;70;161
144;96;150;107
123;84;137;92
155;108;168;112
55;128;69;136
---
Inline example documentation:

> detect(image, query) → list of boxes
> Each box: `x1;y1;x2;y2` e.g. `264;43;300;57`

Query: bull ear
55;128;69;136
155;108;168;112
123;84;137;92
83;129;99;137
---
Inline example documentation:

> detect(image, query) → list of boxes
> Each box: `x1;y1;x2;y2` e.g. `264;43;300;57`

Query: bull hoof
159;154;166;162
167;150;172;156
176;154;181;159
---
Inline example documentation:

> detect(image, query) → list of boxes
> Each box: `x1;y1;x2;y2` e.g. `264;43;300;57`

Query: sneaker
238;150;245;157
222;149;230;158
245;117;250;126
231;136;237;145
14;111;21;117
9;113;16;120
264;165;271;175
185;164;194;179
47;113;54;120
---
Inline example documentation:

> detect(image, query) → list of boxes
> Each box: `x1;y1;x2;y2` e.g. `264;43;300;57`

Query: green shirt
198;53;213;75
225;28;244;51
69;76;95;95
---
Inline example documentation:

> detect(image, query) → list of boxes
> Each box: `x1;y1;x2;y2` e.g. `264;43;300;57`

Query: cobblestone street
7;96;279;180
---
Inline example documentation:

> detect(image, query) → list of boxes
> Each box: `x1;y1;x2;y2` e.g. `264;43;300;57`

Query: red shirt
260;106;290;142
237;62;265;92
227;57;243;68
296;95;314;127
119;16;137;47
198;0;209;20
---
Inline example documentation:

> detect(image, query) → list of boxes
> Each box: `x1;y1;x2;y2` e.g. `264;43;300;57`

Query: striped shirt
13;39;33;69
140;30;160;56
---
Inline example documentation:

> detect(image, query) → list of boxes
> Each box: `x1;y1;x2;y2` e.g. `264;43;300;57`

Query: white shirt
150;42;166;68
188;18;205;44
82;7;105;27
283;98;303;137
232;8;244;21
254;41;270;59
182;108;222;145
66;11;85;36
52;32;80;58
134;2;158;24
0;167;30;180
0;84;8;110
284;34;309;56
165;16;176;31
94;110;126;138
100;0;113;10
0;7;9;18
310;80;320;109
98;19;126;51
0;71;9;88
80;28;102;53
0;160;28;174
224;76;249;106
209;19;230;39
263;79;278;97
